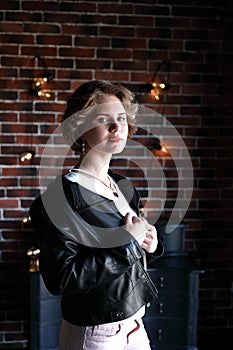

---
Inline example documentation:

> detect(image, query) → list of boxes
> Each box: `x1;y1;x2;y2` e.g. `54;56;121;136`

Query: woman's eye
118;116;127;123
96;117;108;124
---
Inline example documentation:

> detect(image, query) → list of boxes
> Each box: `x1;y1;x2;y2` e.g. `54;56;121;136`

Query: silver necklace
71;168;119;197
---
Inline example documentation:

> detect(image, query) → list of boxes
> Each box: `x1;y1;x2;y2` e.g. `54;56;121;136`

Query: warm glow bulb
33;77;44;88
27;248;40;256
38;90;52;99
22;213;31;224
45;91;51;98
20;151;33;162
22;216;29;223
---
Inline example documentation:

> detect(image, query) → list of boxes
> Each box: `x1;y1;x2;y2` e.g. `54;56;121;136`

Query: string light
31;56;54;100
153;138;170;156
139;60;171;102
150;81;171;101
20;150;35;163
22;212;31;224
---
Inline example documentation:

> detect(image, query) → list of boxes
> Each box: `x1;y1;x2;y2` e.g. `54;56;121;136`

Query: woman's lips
108;137;122;142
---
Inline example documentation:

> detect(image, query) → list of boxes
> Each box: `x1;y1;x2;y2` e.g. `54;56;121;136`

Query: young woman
29;80;164;350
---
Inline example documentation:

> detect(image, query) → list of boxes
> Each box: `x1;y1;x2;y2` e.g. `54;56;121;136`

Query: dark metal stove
143;222;204;350
28;248;62;350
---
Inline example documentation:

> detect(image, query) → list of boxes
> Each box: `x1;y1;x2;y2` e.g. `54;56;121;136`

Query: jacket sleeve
145;239;164;264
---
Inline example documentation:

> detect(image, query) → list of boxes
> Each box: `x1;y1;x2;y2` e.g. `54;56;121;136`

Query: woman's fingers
141;228;158;253
123;213;147;243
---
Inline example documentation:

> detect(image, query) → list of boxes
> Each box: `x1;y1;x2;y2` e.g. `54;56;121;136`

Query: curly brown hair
61;80;138;152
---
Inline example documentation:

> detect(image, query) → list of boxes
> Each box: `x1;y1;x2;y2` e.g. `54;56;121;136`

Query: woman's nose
109;122;120;132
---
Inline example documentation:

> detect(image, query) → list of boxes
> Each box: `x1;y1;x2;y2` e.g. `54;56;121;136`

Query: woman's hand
123;213;158;253
123;213;147;244
140;217;158;253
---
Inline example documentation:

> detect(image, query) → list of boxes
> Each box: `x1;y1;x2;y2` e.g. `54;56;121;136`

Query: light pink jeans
59;317;151;350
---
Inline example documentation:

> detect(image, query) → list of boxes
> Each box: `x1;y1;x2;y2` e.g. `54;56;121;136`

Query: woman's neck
76;151;111;179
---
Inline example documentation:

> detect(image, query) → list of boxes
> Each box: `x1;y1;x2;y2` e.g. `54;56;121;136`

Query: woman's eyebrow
95;112;127;117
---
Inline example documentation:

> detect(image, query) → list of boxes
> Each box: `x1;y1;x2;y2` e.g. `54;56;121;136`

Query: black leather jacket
29;170;164;326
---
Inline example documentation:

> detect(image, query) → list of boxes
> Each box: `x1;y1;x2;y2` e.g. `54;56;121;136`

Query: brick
0;91;18;100
99;3;133;14
113;60;147;71
95;71;129;82
36;34;72;46
75;36;110;48
44;12;81;23
76;59;111;69
135;4;170;16
0;1;19;10
99;26;134;37
21;46;57;56
35;102;65;112
0;199;18;208
0;102;32;111
6;11;42;22
2;124;37;134
0;67;18;77
59;2;96;13
112;37;147;49
0;22;23;32
97;48;132;59
59;47;94;58
62;24;98;35
0;156;18;166
119;15;154;27
19;112;56;123
2;168;37;176
0;34;34;44
78;14;117;25
7;188;40;198
22;0;58;11
0;178;18;187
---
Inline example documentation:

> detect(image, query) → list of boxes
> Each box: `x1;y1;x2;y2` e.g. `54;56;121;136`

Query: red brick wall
0;0;232;348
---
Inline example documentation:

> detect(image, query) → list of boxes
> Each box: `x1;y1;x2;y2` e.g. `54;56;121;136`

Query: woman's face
83;94;129;155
